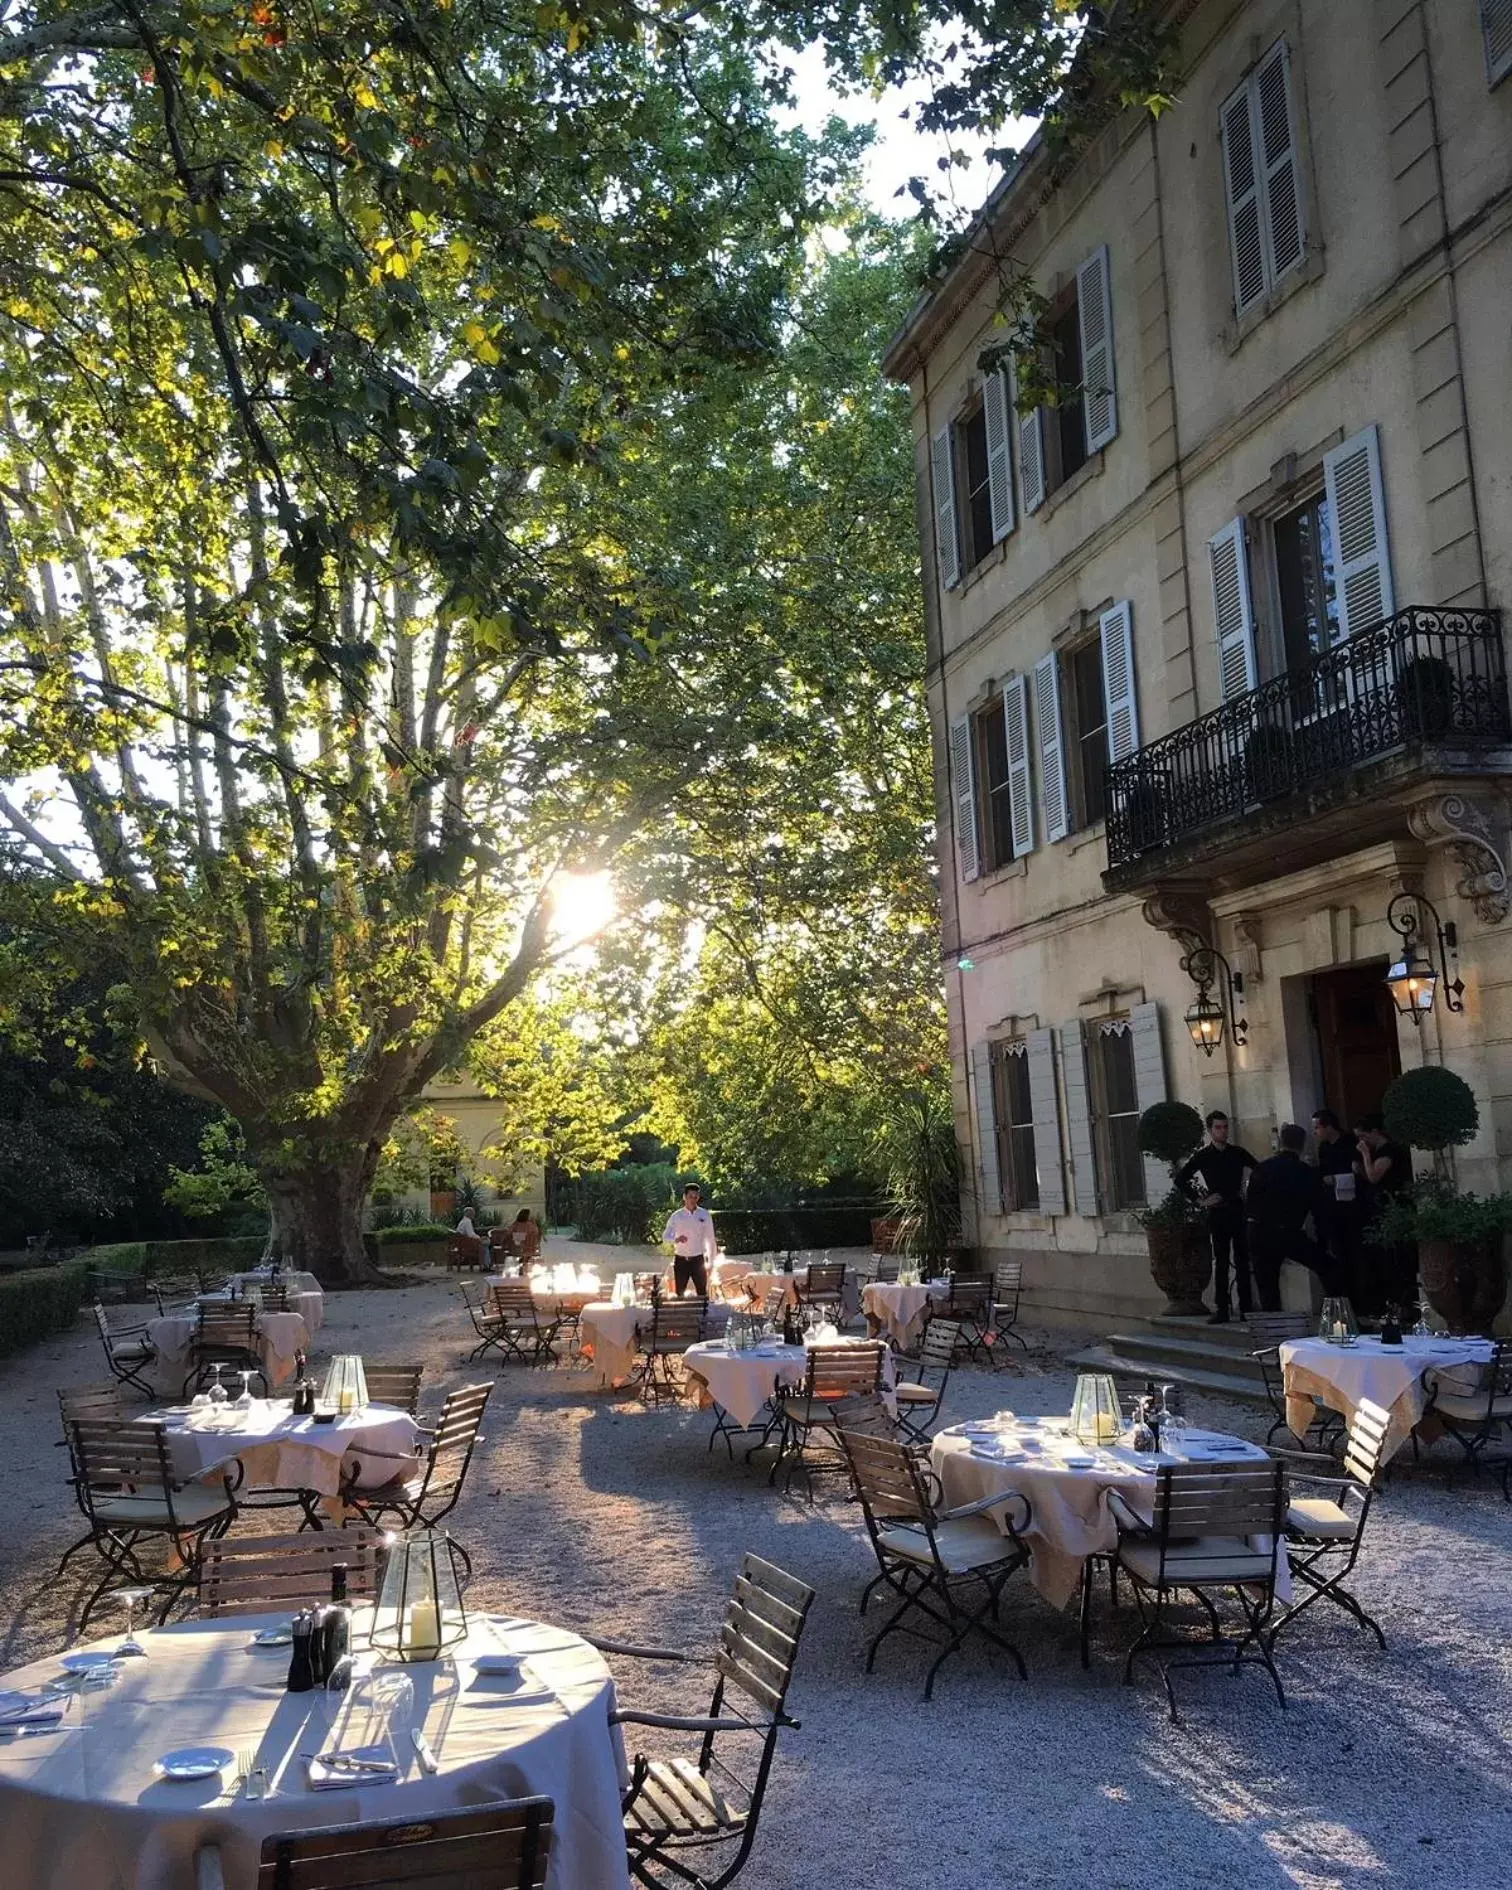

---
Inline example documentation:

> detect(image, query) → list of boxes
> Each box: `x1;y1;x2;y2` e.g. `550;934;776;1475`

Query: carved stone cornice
1140;884;1211;947
1406;791;1510;924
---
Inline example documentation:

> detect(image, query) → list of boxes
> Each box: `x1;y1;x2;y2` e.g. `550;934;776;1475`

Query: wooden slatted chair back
1153;1461;1285;1543
993;1260;1023;1298
800;1262;846;1298
195;1304;260;1351
59;1383;126;1435
489;1280;536;1318
252;1797;554;1890
713;1554;815;1722
70;1419;175;1498
841;1428;931;1524
948;1279;990;1318
200;1530;383;1617
431;1384;491;1465
256;1285;292;1313
1246;1311;1310;1349
650;1302;705;1349
826;1391;895;1439
918;1318;960;1370
364;1365;424;1415
805;1342;883;1403
1343;1398;1391;1489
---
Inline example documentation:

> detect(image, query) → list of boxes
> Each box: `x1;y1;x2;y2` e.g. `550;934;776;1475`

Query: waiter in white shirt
662;1182;716;1298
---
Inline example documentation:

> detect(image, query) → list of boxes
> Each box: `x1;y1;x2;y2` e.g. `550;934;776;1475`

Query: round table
682;1336;892;1432
931;1417;1284;1611
155;1400;418;1499
1279;1333;1494;1458
146;1311;310;1399
861;1280;947;1348
223;1273;325;1335
577;1304;642;1388
0;1612;630;1890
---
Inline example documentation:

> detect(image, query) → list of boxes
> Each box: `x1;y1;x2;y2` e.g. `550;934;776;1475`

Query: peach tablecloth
155;1399;418;1497
1280;1334;1494;1458
861;1281;947;1348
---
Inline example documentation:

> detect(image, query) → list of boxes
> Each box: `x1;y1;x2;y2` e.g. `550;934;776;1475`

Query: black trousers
673;1256;708;1298
1207;1203;1252;1317
1250;1222;1344;1312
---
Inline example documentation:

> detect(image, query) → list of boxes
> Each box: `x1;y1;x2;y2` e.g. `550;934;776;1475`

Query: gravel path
4;1262;1511;1890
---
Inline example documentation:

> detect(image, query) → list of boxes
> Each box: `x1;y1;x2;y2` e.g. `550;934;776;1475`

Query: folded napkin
0;1693;67;1731
969;1443;1024;1464
307;1744;399;1789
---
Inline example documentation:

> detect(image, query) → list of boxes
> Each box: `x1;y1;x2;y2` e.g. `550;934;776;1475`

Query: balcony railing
1105;606;1509;872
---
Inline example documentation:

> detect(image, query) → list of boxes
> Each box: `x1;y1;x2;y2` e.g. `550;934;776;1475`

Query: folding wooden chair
987;1260;1029;1360
638;1301;706;1405
1267;1397;1390;1651
891;1318;960;1443
1248;1311;1335;1448
187;1303;268;1398
342;1383;491;1577
91;1301;157;1398
362;1363;424;1415
198;1528;384;1616
767;1343;886;1497
1424;1339;1512;1497
489;1279;563;1365
56;1383;126;1572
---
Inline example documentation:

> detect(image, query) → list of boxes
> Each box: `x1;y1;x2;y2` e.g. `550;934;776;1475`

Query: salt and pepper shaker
286;1611;317;1692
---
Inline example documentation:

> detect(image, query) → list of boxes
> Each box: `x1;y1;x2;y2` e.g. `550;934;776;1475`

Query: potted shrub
1135;1101;1211;1316
1244;723;1292;803
872;1090;964;1273
1378;1065;1508;1334
1396;654;1456;741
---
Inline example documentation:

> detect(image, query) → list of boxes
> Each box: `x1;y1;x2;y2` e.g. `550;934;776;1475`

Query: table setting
145;1306;311;1399
0;1601;630;1890
1280;1327;1495;1458
153;1392;420;1503
862;1275;950;1348
218;1270;326;1335
682;1319;891;1431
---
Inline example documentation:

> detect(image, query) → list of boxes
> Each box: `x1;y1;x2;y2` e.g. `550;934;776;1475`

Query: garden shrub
0;1260;93;1359
371;1223;456;1245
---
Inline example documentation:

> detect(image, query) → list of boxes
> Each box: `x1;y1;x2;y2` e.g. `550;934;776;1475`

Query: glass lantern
322;1354;369;1415
1070;1372;1123;1445
371;1531;469;1663
1318;1297;1359;1346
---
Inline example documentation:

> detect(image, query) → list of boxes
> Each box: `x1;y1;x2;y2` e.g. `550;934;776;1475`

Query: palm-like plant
874;1088;962;1264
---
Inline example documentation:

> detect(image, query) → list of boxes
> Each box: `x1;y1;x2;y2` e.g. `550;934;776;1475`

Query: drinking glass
207;1363;228;1406
115;1585;156;1657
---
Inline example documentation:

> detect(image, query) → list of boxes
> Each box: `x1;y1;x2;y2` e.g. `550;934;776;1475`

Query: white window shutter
971;1042;1002;1221
1129;1001;1169;1209
982;368;1016;544
948;713;980;883
1099;600;1140;763
1026;1027;1066;1216
1484;0;1512;85
1221;83;1266;316
1077;246;1117;453
1208;518;1259;702
1323;424;1394;639
1058;1021;1099;1218
1033;653;1069;843
1012;362;1046;514
1255;43;1304;284
931;425;961;591
1003;675;1034;859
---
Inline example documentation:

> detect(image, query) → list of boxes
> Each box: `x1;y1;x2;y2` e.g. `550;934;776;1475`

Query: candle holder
1318;1296;1359;1346
371;1531;469;1664
1070;1372;1123;1445
321;1355;368;1415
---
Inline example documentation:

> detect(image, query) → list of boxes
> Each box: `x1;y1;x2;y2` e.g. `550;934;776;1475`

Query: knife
410;1727;439;1775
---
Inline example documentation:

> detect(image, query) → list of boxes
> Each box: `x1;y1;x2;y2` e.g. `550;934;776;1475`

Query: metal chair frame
55;1383;127;1573
987;1261;1029;1360
342;1383;491;1577
840;1427;1030;1699
488;1279;564;1366
1266;1397;1390;1652
92;1301;158;1398
1248;1311;1341;1449
68;1417;239;1629
767;1343;886;1497
941;1278;993;1364
638;1301;707;1406
891;1317;960;1445
588;1553;815;1890
459;1280;512;1364
1424;1338;1512;1499
1113;1460;1287;1722
186;1302;269;1399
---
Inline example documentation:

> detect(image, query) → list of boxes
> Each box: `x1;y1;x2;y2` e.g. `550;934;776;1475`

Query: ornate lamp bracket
1406;792;1509;925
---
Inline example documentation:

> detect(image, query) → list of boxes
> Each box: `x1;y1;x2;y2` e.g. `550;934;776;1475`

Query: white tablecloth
147;1311;310;1397
931;1419;1285;1611
733;1269;862;1322
156;1400;418;1497
224;1273;325;1334
1280;1334;1494;1458
861;1281;948;1348
0;1612;628;1890
682;1338;891;1431
578;1304;643;1387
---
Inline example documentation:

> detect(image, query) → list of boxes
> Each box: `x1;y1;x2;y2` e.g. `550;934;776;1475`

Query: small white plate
154;1746;236;1781
473;1652;523;1676
251;1625;292;1647
59;1652;119;1675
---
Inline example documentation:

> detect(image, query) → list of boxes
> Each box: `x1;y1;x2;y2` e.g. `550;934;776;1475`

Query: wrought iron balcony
1104;606;1510;881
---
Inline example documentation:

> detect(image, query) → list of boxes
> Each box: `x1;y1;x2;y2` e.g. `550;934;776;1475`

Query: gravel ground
4;1250;1511;1890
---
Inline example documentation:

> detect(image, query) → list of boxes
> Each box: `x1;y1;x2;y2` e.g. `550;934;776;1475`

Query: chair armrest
938;1489;1032;1532
1265;1445;1337;1467
1106;1489;1150;1533
1285;1473;1358;1500
195;1846;226;1890
584;1636;699;1662
611;1710;764;1734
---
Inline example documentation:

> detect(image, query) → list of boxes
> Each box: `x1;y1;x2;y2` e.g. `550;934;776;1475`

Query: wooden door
1312;962;1402;1129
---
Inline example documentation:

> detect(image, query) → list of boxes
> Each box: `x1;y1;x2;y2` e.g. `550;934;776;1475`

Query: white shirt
456;1214;477;1238
662;1206;717;1259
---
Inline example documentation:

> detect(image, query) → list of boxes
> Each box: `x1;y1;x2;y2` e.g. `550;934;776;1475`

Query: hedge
0;1260;94;1359
710;1206;879;1255
371;1223;455;1245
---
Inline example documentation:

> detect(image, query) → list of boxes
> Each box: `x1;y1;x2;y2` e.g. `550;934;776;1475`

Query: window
1067;639;1109;830
1091;1021;1144;1210
959;404;994;573
975;698;1014;871
1016;246;1116;514
1221;42;1306;320
1483;1;1512;87
990;1041;1039;1211
1273;489;1340;673
1047;302;1087;493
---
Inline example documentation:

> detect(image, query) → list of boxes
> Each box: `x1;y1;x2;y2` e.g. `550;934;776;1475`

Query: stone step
1094;1328;1269;1386
1064;1341;1270;1407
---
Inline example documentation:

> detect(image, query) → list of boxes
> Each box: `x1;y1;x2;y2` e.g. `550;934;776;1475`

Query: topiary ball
1382;1065;1479;1152
1137;1100;1206;1165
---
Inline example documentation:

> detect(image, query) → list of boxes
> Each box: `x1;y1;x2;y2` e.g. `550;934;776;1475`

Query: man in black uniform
1311;1108;1360;1298
1176;1111;1258;1323
1355;1112;1415;1313
1247;1123;1336;1311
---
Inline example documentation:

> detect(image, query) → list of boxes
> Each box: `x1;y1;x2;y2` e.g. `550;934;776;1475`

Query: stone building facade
885;0;1512;1321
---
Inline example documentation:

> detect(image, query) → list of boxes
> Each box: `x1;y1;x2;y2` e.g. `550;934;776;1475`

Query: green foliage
0;1260;93;1359
711;1205;880;1256
468;992;629;1187
872;1088;961;1262
1369;1179;1512;1247
370;1223;456;1246
164;1120;266;1222
1137;1102;1205;1167
84;1243;150;1276
1382;1066;1480;1153
571;1165;682;1245
1135;1189;1206;1234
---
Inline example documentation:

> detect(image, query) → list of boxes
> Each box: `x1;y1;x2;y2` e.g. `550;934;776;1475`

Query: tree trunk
262;1151;384;1286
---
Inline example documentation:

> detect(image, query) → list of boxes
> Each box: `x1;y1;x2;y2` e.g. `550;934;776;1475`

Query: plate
251;1625;292;1647
473;1651;523;1676
154;1746;236;1781
59;1652;120;1674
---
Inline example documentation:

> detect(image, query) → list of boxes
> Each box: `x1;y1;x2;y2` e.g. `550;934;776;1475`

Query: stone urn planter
1417;1236;1508;1337
1147;1222;1212;1317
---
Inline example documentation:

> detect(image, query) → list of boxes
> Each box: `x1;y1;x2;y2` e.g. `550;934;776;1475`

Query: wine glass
114;1585;156;1657
207;1363;228;1406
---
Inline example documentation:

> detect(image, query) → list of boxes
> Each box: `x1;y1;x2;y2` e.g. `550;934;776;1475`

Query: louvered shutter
1255;43;1304;284
1033;653;1069;842
931;425;961;591
1484;0;1512;85
948;713;980;883
1221;82;1266;316
1003;675;1034;859
1129;1002;1169;1210
1058;1020;1099;1217
1013;362;1046;514
1077;246;1118;453
1323;425;1394;639
1209;518;1258;701
1099;600;1140;763
1026;1027;1066;1216
982;368;1016;543
971;1042;1002;1221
